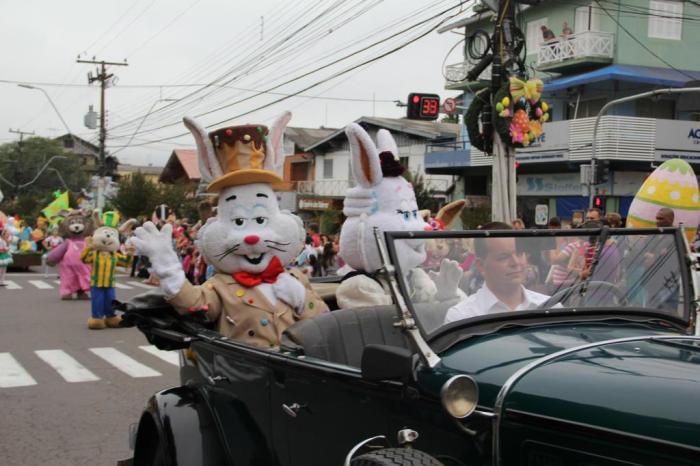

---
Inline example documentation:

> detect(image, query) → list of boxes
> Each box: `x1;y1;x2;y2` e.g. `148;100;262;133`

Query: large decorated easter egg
626;159;700;241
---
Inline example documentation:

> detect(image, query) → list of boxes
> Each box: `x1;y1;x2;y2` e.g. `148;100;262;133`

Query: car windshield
386;229;689;338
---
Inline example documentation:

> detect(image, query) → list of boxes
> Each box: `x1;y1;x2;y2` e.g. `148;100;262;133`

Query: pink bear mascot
47;210;95;300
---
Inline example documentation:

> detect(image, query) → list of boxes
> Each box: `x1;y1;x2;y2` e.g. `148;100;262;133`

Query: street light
18;84;72;135
116;98;177;153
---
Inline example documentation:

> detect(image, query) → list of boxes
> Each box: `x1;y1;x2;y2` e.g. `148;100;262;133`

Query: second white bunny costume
336;124;463;309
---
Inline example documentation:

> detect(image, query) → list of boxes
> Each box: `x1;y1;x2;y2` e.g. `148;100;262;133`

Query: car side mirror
361;344;416;382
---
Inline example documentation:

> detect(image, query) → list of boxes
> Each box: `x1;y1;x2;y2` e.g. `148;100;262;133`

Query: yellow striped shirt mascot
80;212;136;330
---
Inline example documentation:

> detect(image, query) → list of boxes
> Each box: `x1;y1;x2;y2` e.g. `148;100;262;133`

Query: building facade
432;0;700;224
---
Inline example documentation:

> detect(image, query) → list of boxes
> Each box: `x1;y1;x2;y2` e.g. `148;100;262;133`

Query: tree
156;183;199;223
0;137;88;220
108;172;159;219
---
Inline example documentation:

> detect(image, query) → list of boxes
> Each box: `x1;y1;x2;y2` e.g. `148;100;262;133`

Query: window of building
63;137;74;149
526;18;549;54
290;161;310;181
399;156;409;169
567;98;607;119
575;4;601;33
648;0;683;40
464;175;488;195
323;158;333;179
637;98;676;119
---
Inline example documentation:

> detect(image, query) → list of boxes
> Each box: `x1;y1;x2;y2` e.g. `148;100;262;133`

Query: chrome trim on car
374;227;441;368
343;435;388;466
492;335;700;466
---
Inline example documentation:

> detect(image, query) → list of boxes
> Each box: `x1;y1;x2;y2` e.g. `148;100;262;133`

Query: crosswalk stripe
114;282;134;289
89;347;162;378
3;280;21;290
0;353;37;387
139;345;180;366
35;350;100;382
53;280;60;285
127;281;155;289
29;280;53;289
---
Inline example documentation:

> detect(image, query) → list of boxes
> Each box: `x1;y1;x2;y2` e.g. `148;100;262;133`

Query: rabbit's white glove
409;268;437;302
273;272;306;315
131;222;185;297
429;258;463;301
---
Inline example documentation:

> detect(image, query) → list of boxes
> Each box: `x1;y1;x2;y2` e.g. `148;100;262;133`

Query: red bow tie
232;256;284;288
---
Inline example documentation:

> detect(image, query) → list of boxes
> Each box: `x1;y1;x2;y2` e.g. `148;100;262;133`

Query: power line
109;1;467;148
112;1;458;139
594;0;697;81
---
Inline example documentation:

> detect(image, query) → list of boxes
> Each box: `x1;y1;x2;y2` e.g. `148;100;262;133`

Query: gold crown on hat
206;124;283;192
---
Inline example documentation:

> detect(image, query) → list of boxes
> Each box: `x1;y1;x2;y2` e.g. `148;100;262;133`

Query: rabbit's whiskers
266;246;287;252
216;244;240;259
264;240;291;246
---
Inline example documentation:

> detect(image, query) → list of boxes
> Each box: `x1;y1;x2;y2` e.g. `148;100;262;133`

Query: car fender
133;386;229;466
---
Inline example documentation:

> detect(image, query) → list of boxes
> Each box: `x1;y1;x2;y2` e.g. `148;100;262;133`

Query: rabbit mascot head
131;111;328;347
184;112;305;275
339;123;430;274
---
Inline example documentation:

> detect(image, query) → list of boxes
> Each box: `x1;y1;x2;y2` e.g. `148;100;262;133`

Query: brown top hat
206;124;283;192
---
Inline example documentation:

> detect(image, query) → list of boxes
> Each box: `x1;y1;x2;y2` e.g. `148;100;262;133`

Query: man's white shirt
444;284;551;323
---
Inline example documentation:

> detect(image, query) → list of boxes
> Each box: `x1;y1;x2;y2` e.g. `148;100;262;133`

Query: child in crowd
0;225;12;286
42;226;64;278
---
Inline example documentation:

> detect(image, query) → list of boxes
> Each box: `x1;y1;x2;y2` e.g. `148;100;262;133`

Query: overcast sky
0;0;469;167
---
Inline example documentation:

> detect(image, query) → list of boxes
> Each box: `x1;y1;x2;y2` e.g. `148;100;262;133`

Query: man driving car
444;223;551;323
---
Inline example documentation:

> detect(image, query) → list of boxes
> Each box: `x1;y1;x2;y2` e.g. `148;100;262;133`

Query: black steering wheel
537;281;626;309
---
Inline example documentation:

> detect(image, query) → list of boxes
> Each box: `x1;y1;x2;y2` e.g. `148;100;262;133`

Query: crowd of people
293;223;345;277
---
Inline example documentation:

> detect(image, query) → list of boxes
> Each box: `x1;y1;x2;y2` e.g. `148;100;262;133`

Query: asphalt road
0;266;180;466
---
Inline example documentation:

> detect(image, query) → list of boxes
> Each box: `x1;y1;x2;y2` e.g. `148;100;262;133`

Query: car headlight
440;375;479;419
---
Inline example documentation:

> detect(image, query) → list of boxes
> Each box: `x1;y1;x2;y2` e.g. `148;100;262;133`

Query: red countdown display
407;93;440;120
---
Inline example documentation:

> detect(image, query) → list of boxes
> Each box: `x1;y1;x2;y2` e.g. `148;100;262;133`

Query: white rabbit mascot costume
132;112;328;348
335;123;464;309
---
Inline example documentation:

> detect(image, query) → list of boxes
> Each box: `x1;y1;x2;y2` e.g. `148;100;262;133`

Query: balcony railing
443;57;492;86
296;177;449;196
537;30;614;68
296;179;350;197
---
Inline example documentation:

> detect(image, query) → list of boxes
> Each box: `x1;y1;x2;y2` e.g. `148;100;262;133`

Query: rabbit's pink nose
244;235;260;245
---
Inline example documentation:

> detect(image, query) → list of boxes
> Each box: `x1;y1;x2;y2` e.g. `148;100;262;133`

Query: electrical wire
594;0;698;81
108;1;467;148
105;0;451;139
111;1;458;139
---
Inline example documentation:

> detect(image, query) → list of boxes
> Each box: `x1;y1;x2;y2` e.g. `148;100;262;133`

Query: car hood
422;322;700;449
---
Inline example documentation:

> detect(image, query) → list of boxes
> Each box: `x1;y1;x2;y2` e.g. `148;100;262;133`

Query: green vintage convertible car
119;227;700;465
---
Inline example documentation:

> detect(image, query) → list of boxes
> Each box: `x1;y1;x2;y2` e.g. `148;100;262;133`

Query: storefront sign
298;197;331;210
535;204;549;225
656;119;700;156
517;173;583;196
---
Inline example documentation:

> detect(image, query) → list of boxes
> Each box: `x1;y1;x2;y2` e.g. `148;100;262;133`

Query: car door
192;340;280;465
268;353;404;466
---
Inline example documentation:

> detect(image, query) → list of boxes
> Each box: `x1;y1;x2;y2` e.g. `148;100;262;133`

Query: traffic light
407;93;440;120
594;159;611;184
594;195;605;209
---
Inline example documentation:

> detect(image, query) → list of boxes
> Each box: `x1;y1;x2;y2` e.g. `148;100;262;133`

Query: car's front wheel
351;448;445;466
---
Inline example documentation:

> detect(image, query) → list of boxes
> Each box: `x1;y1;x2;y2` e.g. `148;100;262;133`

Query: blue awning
544;64;700;92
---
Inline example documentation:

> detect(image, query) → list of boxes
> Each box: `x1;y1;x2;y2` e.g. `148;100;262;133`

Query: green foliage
108;172;159;219
402;170;441;213
460;207;491;229
156;183;199;223
0;136;88;220
108;173;199;222
320;209;342;235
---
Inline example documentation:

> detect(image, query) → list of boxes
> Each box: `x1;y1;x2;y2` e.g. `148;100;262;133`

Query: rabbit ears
436;199;466;229
182;111;292;183
345;123;399;189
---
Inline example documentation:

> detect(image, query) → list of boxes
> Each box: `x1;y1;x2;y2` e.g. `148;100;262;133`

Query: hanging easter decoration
493;76;550;148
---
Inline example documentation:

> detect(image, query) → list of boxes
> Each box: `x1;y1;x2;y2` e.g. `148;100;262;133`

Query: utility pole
8;129;35;198
76;58;127;211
